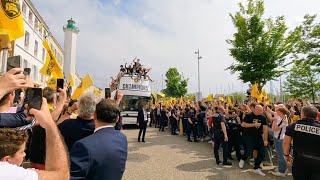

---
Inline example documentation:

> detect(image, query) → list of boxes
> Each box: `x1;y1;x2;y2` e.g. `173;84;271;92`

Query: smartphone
27;88;43;115
23;68;31;76
105;88;111;99
57;79;64;91
7;55;21;71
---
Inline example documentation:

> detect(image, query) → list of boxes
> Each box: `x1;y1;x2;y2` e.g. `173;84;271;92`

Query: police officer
226;110;242;161
159;105;167;132
190;108;199;142
212;106;232;165
170;106;178;135
283;106;320;180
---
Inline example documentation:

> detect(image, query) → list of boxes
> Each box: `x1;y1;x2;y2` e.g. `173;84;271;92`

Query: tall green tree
162;68;188;97
284;62;320;103
227;0;299;90
294;15;320;69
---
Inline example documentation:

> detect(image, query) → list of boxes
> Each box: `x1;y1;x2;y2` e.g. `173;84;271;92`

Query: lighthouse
63;18;79;89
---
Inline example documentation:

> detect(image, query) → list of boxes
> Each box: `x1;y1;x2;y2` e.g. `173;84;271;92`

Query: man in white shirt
0;98;69;180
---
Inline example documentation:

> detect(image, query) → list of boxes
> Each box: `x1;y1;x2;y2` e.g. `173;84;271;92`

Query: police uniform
285;118;320;179
159;108;167;131
186;111;198;142
226;117;242;160
212;112;229;164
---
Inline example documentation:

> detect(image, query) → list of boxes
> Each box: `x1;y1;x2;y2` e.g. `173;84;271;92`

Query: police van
112;74;152;126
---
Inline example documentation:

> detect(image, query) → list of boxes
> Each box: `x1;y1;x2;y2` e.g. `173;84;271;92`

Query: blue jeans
275;139;286;173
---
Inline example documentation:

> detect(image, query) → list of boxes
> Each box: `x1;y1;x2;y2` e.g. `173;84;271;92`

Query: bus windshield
120;96;150;111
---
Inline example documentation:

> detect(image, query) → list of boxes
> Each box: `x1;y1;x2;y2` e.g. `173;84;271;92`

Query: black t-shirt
242;113;267;137
182;112;190;121
212;113;226;131
226;117;241;132
190;112;196;123
58;117;95;151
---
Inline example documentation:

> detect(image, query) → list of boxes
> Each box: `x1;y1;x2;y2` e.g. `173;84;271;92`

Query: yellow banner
0;0;24;41
205;94;214;102
251;83;260;99
227;96;233;107
93;87;103;96
46;77;57;90
71;74;94;99
179;96;183;104
219;96;225;101
40;40;63;78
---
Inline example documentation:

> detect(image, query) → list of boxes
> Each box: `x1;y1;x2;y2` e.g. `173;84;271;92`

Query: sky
32;0;320;96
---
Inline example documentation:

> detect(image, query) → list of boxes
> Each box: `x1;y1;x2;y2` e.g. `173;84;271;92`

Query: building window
41;75;44;82
33;65;38;81
28;11;33;25
43;30;47;39
39;25;43;36
23;59;28;68
34;40;38;56
22;2;26;15
34;18;39;30
24;31;30;49
42;48;46;62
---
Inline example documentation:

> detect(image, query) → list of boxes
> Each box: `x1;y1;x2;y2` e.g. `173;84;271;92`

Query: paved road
122;127;293;180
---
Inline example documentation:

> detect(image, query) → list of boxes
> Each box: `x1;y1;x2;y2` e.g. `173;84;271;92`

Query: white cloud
32;0;320;96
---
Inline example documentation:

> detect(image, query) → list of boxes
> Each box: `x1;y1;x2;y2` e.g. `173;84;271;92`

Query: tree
294;15;320;70
227;0;299;90
284;62;320;103
162;68;188;97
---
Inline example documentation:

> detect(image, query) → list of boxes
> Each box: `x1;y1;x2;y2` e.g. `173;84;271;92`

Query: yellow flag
179;96;183;104
219;96;225;101
93;87;103;96
69;74;75;87
40;40;63;78
46;77;57;90
71;74;94;99
206;94;214;102
261;89;268;99
251;83;260;99
227;96;233;107
170;97;177;104
158;92;166;98
0;0;24;41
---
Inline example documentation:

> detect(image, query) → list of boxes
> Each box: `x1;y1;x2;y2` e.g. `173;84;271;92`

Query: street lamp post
195;49;202;100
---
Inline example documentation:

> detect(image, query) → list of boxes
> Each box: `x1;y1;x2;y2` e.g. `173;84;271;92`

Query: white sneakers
271;171;286;177
239;160;245;169
253;169;266;176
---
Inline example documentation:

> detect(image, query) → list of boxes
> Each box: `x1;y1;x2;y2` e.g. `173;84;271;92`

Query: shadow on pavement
125;127;291;180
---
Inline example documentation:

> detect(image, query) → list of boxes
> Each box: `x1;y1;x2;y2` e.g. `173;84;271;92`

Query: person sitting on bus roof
125;63;133;75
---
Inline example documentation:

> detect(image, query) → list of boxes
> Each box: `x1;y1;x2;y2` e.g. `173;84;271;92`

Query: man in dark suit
70;99;128;180
138;103;148;142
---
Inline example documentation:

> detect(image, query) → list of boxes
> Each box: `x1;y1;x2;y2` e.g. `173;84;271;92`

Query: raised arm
0;68;28;99
30;98;69;180
51;88;67;123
